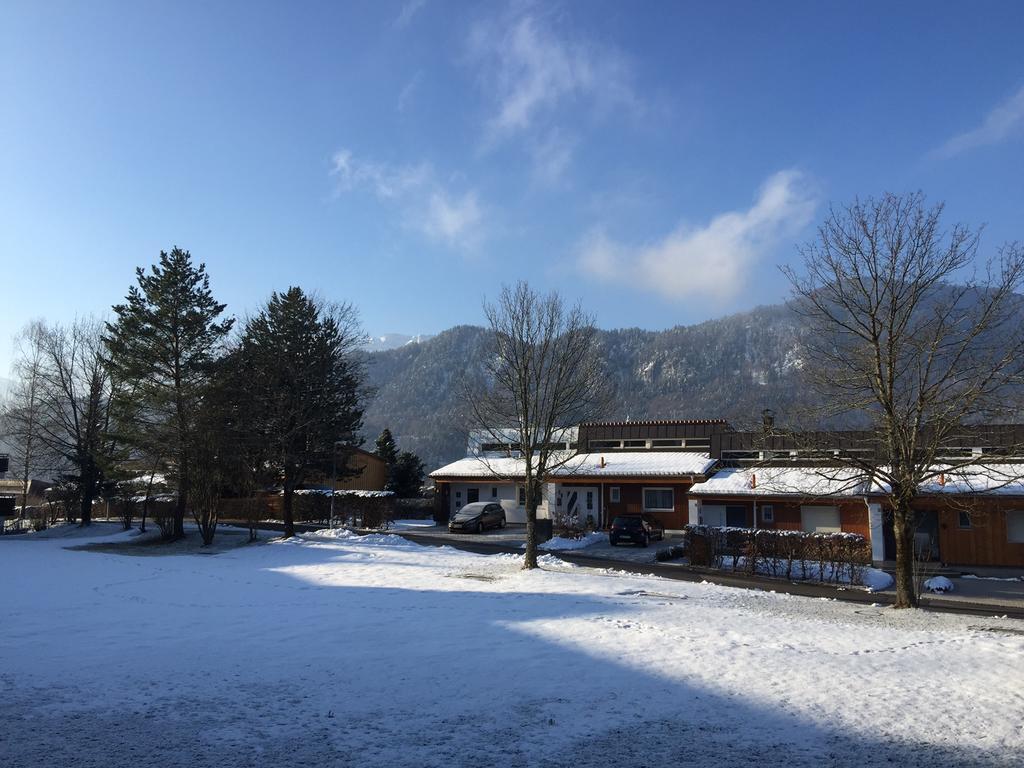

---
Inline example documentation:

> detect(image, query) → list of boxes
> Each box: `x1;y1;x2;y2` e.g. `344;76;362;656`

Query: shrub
682;525;871;585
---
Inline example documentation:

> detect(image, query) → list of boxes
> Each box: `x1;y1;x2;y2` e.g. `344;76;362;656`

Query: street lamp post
329;451;336;530
328;440;344;530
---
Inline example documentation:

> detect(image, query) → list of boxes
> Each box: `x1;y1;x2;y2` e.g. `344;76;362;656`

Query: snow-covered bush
683;525;871;585
291;489;396;529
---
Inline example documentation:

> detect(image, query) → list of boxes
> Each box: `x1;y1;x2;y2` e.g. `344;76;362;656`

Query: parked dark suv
448;502;507;533
609;515;665;547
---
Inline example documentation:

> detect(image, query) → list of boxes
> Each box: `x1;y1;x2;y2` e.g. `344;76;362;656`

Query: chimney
751;473;757;489
939;473;946;487
600;456;606;469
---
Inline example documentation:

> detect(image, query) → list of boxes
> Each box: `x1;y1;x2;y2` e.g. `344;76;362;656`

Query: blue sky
2;0;1023;373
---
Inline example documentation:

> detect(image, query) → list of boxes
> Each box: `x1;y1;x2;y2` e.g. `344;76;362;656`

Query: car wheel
641;534;649;548
477;520;484;534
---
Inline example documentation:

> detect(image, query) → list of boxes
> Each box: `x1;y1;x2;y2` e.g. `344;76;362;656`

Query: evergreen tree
104;247;233;540
375;428;398;465
388;450;425;498
239;288;365;538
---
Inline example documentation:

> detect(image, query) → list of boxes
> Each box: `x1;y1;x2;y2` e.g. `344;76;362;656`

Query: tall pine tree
238;288;366;538
104;247;233;540
375;428;398;465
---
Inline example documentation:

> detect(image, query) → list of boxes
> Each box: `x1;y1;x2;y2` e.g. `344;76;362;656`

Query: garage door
801;506;841;533
701;505;725;527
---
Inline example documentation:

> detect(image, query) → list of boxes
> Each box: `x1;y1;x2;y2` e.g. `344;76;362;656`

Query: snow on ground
539;531;609;551
388;517;438;530
2;523;1023;768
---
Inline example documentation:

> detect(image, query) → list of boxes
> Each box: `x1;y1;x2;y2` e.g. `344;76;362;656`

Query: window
589;440;621;450
467;488;479;504
491;487;498;499
760;504;774;523
958;511;972;529
454;491;462;511
726;505;747;528
623;439;647;448
518;486;526;506
610;486;621;503
556;491;563;507
643;487;674;511
651;439;683;448
586;491;594;511
1008;511;1024;543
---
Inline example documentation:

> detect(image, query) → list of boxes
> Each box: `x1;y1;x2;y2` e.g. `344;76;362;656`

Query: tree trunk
174;470;187;540
19;442;32;520
523;478;540;570
524;503;538;570
80;487;93;526
892;503;918;608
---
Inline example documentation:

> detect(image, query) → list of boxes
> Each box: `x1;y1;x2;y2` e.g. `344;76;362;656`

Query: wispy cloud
934;84;1024;159
421;190;483;246
529;130;576;186
330;150;430;199
467;4;638;182
397;71;423;113
331;149;485;249
577;171;817;301
395;0;427;28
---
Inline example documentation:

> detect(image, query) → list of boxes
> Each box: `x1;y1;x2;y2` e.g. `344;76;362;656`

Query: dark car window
613;517;643;528
486;504;501;513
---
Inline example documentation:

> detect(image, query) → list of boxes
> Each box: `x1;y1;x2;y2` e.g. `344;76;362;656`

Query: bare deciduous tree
33;318;121;526
465;282;610;569
784;192;1024;607
3;321;49;518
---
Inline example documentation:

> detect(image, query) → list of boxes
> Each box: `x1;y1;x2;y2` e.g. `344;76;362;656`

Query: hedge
684;525;871;586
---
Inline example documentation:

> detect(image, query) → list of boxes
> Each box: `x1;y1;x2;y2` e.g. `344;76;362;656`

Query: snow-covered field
2;525;1023;767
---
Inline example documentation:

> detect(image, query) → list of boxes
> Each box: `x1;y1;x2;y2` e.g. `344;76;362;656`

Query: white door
801;505;841;533
564;487;598;527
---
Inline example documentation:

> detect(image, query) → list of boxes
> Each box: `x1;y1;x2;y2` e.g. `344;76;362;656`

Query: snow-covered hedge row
685;525;872;585
292;489;396;498
290;490;394;529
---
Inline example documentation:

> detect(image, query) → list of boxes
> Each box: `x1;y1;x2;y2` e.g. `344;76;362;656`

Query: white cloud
330;148;485;249
395;0;427;28
468;5;638;164
330;150;430;199
419;190;483;247
577;170;817;301
397;71;423;113
529;130;576;186
935;84;1024;159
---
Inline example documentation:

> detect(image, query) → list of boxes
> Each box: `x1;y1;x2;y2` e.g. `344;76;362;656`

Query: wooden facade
914;497;1024;568
333;448;389;492
690;495;870;538
602;481;692;529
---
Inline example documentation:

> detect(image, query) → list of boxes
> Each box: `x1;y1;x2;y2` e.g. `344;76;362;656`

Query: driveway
391;521;679;564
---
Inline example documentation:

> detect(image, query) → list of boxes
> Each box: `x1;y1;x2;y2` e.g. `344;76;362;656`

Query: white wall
448;481;550;523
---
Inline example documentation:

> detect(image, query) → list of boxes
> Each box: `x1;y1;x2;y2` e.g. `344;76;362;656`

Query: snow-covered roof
914;464;1024;496
689;466;873;498
689;463;1024;498
565;452;716;478
430;451;715;480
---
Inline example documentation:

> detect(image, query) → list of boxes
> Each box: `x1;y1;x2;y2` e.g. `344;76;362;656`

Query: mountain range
362;302;812;471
